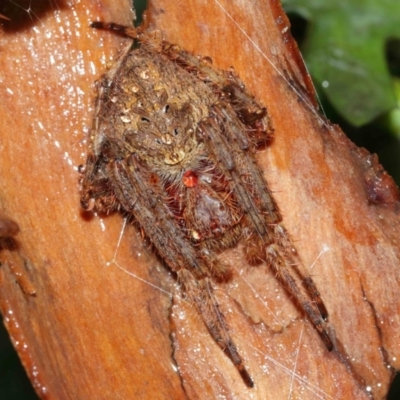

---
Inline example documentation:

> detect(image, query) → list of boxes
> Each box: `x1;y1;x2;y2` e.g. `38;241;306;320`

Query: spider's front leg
198;104;334;351
107;156;254;387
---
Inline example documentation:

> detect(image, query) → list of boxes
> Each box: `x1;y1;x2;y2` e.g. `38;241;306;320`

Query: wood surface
0;0;399;399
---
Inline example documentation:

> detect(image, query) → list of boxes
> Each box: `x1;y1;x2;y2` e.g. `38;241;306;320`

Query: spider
79;21;334;387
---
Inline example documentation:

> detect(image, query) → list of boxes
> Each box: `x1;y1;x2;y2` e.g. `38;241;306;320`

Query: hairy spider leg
198;106;333;351
90;21;141;39
179;270;254;387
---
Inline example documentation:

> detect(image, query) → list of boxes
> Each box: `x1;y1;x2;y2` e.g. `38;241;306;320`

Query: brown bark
0;0;399;399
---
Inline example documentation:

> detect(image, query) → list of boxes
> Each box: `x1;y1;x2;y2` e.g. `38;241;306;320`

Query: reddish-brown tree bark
0;1;399;399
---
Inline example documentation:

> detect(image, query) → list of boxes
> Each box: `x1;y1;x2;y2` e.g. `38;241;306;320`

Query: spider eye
155;138;162;144
141;117;150;122
164;104;170;113
174;128;179;136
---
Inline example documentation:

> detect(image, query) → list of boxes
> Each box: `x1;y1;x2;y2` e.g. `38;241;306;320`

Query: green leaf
282;0;400;126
